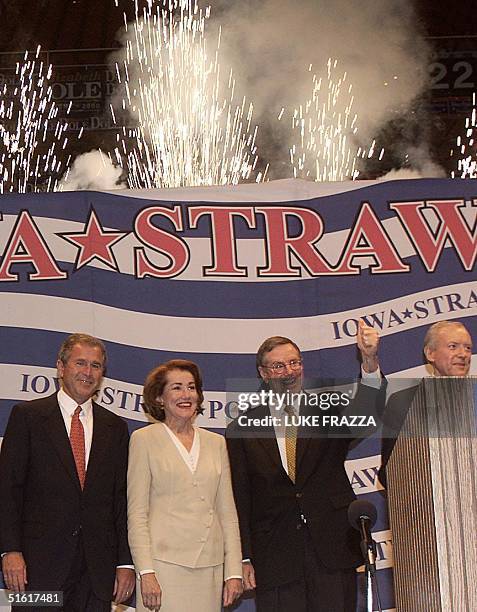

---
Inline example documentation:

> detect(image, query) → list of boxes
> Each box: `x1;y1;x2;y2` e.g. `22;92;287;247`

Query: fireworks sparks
1;12;394;192
112;0;264;188
0;46;72;193
450;92;477;178
280;59;383;182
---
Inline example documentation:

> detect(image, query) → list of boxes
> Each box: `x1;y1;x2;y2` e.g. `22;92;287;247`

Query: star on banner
59;209;127;271
401;308;413;320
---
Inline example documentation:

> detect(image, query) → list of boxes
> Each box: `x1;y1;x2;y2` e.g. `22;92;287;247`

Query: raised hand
356;319;379;373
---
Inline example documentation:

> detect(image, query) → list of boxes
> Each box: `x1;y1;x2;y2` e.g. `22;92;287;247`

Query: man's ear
57;359;64;378
258;366;268;382
424;346;433;365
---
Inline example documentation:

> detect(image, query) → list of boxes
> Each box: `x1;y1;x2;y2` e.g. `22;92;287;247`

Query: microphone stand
359;520;383;612
348;501;384;612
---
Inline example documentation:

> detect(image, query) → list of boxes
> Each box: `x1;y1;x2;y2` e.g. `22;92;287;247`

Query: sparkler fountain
0;46;72;193
280;59;383;182
451;92;477;178
112;0;264;188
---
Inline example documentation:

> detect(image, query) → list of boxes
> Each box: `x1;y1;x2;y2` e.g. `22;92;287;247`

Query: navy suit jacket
0;393;132;600
226;383;380;589
378;384;420;488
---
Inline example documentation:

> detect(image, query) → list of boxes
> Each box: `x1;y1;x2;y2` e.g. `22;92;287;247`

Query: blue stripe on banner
0;327;260;385
0;250;474;319
125;419;149;435
357;568;395;611
347;435;382;461
358;492;389;533
1;265;329;319
0;327;380;387
0;399;14;433
2;323;476;389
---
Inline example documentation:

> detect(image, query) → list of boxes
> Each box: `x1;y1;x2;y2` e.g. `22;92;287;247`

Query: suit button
200;496;205;501
295;492;302;498
193;482;198;486
72;527;81;537
296;523;302;530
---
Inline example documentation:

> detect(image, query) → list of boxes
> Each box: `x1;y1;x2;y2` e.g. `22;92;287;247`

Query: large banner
0;178;476;611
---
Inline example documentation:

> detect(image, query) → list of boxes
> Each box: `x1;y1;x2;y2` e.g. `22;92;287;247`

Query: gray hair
423;321;469;352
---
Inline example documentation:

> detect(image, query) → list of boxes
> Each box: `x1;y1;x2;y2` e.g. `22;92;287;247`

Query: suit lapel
258;436;284;473
42;395;82;491
252;405;288;475
296;392;326;485
161;423;199;477
84;402;112;490
195;428;212;477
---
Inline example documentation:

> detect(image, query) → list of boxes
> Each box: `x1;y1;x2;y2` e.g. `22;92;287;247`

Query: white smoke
59;150;125;191
106;0;442;182
211;0;437;176
378;145;447;179
378;168;434;181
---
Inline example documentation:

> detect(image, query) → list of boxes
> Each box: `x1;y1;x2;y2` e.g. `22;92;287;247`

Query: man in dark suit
226;321;380;612
379;319;473;487
0;333;135;611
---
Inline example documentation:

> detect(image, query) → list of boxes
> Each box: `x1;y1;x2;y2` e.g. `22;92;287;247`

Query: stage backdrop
0;178;476;612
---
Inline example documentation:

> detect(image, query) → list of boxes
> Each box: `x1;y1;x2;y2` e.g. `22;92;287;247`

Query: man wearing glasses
226;322;380;612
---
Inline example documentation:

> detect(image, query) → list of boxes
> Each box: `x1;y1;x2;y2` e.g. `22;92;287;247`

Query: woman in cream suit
127;359;243;612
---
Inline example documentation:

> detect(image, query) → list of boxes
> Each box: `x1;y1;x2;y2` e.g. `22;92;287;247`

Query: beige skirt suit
127;423;242;612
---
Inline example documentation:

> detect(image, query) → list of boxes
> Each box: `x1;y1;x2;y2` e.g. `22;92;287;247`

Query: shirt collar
286;393;301;415
57;388;93;417
268;390;302;417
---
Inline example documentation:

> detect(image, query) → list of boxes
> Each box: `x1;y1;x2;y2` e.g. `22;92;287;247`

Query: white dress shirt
272;394;301;476
57;389;133;571
163;423;200;473
57;388;94;466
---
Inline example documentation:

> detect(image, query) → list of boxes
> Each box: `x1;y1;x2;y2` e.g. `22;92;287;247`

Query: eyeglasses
261;359;303;374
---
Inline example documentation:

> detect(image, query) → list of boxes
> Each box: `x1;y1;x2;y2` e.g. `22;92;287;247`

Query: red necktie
70;406;86;489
